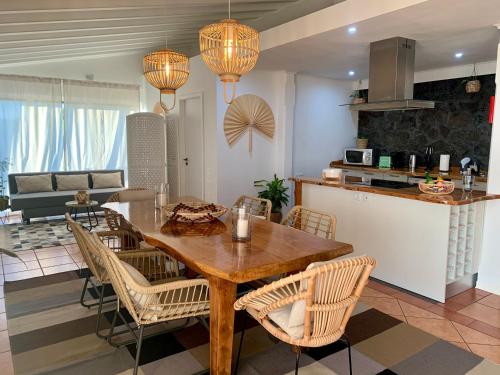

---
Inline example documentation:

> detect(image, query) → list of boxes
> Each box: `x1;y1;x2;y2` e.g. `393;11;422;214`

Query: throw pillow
15;174;53;194
55;174;89;191
91;172;123;189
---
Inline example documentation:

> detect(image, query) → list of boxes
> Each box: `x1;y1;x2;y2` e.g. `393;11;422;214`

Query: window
0;74;139;192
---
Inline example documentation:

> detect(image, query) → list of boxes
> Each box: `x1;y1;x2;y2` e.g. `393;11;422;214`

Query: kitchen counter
329;160;488;183
291;175;492;302
290;176;499;206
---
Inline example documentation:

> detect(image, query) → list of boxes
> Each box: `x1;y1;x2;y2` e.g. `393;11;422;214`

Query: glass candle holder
155;183;169;208
463;175;475;192
232;206;252;242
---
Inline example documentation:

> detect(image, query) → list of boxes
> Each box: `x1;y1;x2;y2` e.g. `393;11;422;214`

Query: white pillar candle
439;154;450;172
237;219;249;238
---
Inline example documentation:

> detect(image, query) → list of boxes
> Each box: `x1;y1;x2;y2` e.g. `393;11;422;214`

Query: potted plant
350;90;366;104
0;159;10;212
254;174;290;223
356;137;368;149
350;80;366;104
463;63;481;94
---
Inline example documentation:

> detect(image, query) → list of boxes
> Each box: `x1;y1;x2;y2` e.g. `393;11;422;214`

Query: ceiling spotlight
348;70;355;76
455;52;464;59
348;26;357;34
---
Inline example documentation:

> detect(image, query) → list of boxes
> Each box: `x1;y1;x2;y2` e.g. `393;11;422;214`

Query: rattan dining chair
234;255;376;375
92;233;210;375
234;195;272;220
282;205;337;240
104;188;155;249
67;214;180;340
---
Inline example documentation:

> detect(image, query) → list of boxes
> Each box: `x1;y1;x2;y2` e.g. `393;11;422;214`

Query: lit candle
236;207;248;238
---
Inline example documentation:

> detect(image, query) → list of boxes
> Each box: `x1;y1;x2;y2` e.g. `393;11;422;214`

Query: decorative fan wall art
223;94;275;152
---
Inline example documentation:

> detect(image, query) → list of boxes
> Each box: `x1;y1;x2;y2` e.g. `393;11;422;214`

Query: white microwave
343;148;373;166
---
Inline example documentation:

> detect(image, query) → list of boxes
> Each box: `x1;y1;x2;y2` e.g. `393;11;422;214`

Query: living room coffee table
65;200;99;231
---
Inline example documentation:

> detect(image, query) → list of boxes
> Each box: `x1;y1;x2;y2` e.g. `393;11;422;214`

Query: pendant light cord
228;0;231;19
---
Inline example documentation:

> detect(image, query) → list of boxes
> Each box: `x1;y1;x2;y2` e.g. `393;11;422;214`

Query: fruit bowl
418;181;455;195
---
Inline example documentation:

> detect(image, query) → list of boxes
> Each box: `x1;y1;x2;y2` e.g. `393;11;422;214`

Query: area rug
4;216;109;251
4;271;500;375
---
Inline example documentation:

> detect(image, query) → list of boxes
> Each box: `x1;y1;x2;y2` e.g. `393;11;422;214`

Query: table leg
209;277;237;375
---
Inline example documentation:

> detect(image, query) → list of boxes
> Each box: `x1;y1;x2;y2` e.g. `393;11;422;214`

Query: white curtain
63;80;139;171
0;74;140;193
0;75;63;174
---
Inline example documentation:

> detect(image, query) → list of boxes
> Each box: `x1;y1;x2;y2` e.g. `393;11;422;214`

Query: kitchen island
291;176;500;302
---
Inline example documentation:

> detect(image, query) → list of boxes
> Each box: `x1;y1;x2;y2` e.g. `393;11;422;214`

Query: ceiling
0;0;344;66
257;0;500;79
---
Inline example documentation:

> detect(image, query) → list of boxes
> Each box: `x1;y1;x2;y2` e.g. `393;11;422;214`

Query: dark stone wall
358;74;495;168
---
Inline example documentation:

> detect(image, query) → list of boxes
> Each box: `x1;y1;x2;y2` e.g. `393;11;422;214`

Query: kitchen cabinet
300;182;485;302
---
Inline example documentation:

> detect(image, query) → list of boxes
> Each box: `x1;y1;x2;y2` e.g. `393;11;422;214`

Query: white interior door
179;93;204;199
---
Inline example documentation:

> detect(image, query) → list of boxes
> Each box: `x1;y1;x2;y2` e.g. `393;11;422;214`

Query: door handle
183;157;189;166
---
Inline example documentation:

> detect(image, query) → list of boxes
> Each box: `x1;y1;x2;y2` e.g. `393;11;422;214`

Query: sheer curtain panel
63;80;139;171
0;75;63;174
0;74;140;194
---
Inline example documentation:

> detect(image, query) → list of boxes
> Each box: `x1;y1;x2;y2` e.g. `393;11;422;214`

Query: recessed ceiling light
348;26;357;34
455;52;464;59
348;70;355;76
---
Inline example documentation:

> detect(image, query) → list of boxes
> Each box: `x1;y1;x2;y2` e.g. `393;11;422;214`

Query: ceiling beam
0;0;297;13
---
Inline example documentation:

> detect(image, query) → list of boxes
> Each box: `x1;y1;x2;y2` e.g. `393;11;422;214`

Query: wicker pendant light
199;0;259;104
143;49;189;113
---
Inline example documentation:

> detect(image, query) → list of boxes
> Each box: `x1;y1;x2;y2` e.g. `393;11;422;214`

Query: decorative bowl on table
164;202;227;223
418;181;455;195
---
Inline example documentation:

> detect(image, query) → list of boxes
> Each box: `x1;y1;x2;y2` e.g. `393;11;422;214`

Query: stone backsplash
358;74;495;168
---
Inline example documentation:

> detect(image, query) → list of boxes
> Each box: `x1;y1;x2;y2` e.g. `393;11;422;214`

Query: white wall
477;40;500;295
356;60;497;90
170;56;218;203
216;69;295;208
293;74;358;177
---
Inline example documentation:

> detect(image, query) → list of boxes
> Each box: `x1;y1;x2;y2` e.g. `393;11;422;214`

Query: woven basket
353;97;366;104
356;138;368;149
418;181;455;195
465;80;481;93
164;202;227;223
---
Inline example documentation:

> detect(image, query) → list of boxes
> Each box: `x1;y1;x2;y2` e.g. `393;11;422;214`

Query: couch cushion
56;174;89;191
10;187;125;210
92;172;123;189
15;174;53;194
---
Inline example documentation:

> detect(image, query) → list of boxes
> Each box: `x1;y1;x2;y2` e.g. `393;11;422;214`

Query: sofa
9;170;125;224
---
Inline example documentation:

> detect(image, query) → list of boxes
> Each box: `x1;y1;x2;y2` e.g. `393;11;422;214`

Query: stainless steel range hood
345;37;435;112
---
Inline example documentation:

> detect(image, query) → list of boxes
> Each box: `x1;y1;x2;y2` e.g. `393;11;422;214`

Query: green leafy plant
349;89;365;99
254;174;290;213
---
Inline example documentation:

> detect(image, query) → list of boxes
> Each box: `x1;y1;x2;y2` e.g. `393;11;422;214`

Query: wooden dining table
101;199;353;375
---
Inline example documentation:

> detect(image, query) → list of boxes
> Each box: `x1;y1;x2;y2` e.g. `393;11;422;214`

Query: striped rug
5;271;500;375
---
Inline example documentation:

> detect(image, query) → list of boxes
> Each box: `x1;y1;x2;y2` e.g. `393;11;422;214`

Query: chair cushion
55;174;89;191
15;174;53;194
120;260;154;309
92;172;123;188
268;304;305;339
288;257;351;332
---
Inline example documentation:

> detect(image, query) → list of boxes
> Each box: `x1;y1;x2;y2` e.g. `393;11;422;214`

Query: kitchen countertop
290;176;500;206
329;160;488;183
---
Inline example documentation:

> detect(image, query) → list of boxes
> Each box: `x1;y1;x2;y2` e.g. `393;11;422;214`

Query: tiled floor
363;279;500;365
0;242;88;375
0;211;499;372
